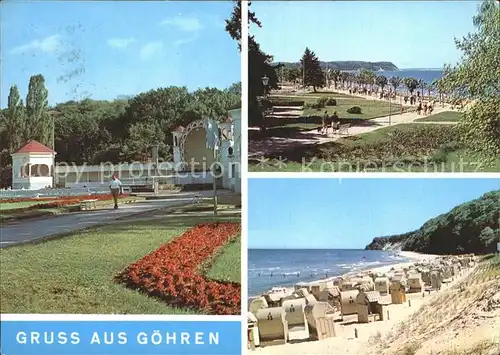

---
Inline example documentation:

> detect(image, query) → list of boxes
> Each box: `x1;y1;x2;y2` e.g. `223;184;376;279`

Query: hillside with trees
365;190;500;254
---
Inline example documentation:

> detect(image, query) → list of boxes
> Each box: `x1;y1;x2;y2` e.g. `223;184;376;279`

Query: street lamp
262;75;269;93
261;76;270;132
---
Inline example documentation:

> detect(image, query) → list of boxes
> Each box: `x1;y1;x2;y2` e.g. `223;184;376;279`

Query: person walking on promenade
109;175;122;209
322;110;329;135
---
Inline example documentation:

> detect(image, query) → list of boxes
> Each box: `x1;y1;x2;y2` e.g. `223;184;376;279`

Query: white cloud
160;16;203;32
107;37;137;49
140;41;164;61
174;34;198;46
9;34;61;55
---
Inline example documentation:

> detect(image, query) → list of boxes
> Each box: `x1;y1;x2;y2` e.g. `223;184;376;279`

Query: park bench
192;193;203;204
338;123;351;135
80;199;98;211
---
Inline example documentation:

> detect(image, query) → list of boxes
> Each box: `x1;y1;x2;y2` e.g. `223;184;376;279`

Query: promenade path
249;90;457;157
0;197;197;247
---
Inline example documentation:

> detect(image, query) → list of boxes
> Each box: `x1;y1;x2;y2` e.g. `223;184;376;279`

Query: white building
41;108;242;193
171;108;241;193
11;140;56;190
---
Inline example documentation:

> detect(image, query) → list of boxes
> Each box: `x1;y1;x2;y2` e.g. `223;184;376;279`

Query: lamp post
261;76;269;131
262;75;269;96
389;93;392;125
47;110;61;188
151;143;159;195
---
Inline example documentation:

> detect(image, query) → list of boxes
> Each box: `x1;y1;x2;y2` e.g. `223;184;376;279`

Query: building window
31;164;50;177
20;164;31;177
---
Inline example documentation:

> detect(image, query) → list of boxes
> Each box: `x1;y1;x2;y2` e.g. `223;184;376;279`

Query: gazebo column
171;128;184;173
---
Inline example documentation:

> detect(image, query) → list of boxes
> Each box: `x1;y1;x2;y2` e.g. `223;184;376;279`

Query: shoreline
249;251;438;299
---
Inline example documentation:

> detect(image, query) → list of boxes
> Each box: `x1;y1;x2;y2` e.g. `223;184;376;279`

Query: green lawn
0;200;59;211
0;214;239;314
249;123;500;172
271;92;402;119
204;236;241;283
414;111;463;122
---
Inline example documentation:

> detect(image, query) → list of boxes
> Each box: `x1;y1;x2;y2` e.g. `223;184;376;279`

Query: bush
316;96;328;108
325;97;337;106
347;106;362;114
269;98;305;107
429;149;448;164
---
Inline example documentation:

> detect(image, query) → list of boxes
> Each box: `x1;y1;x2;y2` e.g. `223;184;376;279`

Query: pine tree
300;48;325;92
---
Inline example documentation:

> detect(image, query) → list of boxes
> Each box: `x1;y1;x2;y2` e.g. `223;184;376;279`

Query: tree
300;47;325;92
417;79;425;98
437;0;500;156
375;75;388;92
4;85;25;152
25;74;50;145
331;69;341;89
226;1;278;127
403;77;419;95
390;76;402;93
282;66;301;84
122;122;169;162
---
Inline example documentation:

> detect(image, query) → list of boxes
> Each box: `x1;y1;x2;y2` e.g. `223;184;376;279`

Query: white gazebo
171;108;241;193
11;140;56;190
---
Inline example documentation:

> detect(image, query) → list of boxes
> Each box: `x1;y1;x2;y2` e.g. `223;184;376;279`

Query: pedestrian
417;102;422;115
322;110;329;135
109;175;122;209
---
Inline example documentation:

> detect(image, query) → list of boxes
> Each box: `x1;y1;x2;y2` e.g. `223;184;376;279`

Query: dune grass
0;214;239;314
382;255;500;355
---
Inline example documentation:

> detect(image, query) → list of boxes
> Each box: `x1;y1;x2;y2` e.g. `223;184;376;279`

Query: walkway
0;197;195;247
249;95;455;157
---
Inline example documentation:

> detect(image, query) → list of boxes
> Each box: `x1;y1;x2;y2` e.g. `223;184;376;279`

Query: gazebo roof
15;140;55;154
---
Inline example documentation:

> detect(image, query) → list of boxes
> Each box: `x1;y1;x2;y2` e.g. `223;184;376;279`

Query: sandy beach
249;253;500;355
263;251;438;298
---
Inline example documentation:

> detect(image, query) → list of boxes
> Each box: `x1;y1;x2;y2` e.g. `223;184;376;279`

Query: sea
380;69;443;85
248;249;410;296
342;68;443;84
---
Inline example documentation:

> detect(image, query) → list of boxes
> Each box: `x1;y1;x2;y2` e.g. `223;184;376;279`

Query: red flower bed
3;194;130;214
117;223;241;315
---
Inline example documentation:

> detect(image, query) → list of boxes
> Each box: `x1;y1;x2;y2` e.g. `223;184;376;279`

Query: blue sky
250;0;482;69
248;178;500;249
1;1;240;107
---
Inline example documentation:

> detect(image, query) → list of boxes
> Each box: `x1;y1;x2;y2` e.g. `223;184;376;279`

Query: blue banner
0;320;242;355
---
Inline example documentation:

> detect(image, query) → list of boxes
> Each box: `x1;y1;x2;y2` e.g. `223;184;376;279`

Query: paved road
0;198;195;247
